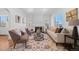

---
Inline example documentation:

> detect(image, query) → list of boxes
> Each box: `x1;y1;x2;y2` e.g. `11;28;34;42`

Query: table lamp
69;20;79;38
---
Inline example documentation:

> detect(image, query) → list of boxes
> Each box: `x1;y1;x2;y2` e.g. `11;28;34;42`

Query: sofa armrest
56;33;74;43
47;29;74;43
56;33;71;38
54;33;64;42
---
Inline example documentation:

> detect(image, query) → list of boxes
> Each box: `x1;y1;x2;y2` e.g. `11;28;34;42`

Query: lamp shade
69;20;79;26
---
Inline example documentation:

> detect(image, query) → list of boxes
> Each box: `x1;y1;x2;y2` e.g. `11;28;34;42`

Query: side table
64;35;79;50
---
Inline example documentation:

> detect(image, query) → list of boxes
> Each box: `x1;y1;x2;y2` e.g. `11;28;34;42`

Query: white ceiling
21;8;67;15
4;8;72;16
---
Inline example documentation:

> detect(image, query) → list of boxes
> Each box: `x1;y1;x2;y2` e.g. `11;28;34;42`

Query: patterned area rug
10;34;67;51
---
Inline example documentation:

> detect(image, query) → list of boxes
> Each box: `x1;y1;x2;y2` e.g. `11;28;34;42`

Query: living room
0;8;79;51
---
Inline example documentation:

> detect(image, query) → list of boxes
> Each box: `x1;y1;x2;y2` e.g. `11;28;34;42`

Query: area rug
10;34;66;51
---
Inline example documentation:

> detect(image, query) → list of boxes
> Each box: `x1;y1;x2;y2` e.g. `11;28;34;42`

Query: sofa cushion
49;27;57;32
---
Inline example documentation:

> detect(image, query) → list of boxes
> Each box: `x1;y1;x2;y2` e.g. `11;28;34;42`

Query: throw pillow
15;29;21;36
55;28;59;33
55;28;63;33
59;28;63;33
61;28;69;33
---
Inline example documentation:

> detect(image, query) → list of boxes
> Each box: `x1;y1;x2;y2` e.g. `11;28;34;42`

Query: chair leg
14;44;16;48
13;41;16;48
25;42;27;48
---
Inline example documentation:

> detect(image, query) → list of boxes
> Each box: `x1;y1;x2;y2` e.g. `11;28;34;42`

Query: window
55;15;63;26
0;16;8;27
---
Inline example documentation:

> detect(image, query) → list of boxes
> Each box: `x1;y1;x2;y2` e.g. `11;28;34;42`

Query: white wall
8;8;26;30
0;8;51;37
50;8;74;28
0;8;74;35
26;13;51;30
0;8;11;35
50;8;79;45
0;8;27;39
50;8;79;39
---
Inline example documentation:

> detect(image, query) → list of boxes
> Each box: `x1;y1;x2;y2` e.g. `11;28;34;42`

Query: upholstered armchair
9;30;28;48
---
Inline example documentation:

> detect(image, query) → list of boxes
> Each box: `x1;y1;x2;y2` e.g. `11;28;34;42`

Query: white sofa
47;29;74;44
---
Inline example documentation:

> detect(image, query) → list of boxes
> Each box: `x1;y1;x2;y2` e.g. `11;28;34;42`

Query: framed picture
15;15;21;23
0;16;8;27
66;8;78;21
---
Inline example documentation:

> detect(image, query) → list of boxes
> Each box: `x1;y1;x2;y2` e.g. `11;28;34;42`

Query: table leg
74;39;77;48
64;35;66;48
